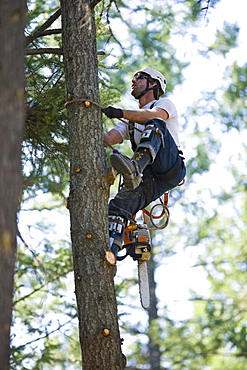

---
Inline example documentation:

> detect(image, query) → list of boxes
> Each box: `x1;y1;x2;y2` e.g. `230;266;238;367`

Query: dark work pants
109;118;186;220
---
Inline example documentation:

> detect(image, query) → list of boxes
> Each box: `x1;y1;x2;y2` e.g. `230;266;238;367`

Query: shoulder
154;98;177;115
114;119;130;140
154;97;175;108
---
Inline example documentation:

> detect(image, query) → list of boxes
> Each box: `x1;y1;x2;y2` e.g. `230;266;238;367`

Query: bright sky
174;0;247;105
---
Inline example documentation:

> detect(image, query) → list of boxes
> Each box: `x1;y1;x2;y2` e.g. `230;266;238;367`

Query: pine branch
26;8;61;45
90;0;102;8
31;28;61;38
12;317;76;352
197;0;211;17
26;48;63;55
13;284;47;305
26;48;105;56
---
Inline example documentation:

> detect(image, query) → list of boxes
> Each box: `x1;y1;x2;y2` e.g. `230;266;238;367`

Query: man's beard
131;86;143;99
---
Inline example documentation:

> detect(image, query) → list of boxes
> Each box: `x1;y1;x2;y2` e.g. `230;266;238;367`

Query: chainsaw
112;192;170;309
117;222;151;309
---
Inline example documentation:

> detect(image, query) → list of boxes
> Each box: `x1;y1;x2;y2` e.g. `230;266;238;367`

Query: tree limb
90;0;102;8
196;0;211;17
26;48;63;55
26;48;106;56
26;8;61;45
31;28;61;38
12;317;76;352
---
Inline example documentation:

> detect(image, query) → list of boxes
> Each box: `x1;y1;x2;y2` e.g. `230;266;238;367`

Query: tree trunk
0;0;26;369
60;0;125;368
148;249;162;370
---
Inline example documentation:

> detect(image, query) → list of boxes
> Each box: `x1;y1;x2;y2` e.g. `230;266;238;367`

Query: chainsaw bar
138;260;150;309
117;241;151;309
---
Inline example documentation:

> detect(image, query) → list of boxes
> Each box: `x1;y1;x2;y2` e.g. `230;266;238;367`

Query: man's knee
144;118;166;130
138;118;166;161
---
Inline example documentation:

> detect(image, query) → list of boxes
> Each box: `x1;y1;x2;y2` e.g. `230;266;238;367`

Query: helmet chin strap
135;79;159;100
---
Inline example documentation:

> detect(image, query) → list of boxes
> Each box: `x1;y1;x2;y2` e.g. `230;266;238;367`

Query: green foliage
25;0;68;194
201;22;240;57
189;197;247;363
187;61;247;137
185;124;221;178
221;62;247;131
184;0;222;21
24;66;69;195
96;0;195;95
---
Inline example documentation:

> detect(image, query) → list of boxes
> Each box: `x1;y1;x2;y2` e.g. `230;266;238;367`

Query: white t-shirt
113;98;180;147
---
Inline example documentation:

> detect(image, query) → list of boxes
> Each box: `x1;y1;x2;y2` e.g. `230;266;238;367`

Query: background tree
0;1;27;369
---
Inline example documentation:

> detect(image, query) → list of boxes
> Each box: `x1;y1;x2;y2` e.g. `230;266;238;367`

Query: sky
173;0;247;111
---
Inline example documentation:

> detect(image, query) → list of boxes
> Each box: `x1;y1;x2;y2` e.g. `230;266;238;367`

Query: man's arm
102;105;168;124
104;129;123;147
122;107;168;124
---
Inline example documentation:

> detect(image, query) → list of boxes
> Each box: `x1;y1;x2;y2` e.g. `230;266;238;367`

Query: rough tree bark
0;0;26;369
60;0;125;368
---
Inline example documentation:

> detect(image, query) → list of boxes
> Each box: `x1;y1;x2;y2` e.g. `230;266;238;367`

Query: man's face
131;73;148;98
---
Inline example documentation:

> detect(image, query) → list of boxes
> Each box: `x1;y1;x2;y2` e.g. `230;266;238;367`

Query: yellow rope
64;98;142;133
65;98;103;109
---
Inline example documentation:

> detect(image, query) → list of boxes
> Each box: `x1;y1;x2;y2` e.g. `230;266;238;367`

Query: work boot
109;215;127;257
111;243;120;257
110;148;152;190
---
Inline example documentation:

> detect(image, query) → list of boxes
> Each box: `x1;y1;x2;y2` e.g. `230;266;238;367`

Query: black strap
129;120;137;151
128;101;156;152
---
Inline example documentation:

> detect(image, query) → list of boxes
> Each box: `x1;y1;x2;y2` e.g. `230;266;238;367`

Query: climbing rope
65;98;102;110
142;202;170;230
65;97;143;133
127;193;170;231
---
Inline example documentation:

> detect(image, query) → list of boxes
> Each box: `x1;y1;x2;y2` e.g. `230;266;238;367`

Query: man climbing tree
103;67;186;257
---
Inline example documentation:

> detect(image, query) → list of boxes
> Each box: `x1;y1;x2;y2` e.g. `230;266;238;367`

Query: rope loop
65;98;103;109
128;193;170;231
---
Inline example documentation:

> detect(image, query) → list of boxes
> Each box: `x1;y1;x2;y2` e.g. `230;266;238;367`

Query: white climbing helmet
135;67;166;95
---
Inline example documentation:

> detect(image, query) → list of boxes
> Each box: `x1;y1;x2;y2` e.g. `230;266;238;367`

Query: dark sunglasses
133;74;148;81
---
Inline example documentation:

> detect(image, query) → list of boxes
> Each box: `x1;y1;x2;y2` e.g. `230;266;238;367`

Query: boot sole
110;154;142;190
